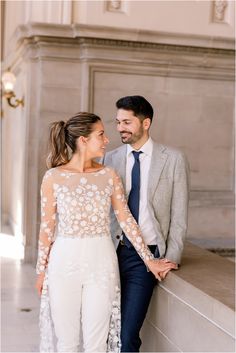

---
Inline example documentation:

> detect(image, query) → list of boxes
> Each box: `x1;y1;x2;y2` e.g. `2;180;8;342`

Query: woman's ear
77;136;87;145
76;136;87;150
80;136;88;144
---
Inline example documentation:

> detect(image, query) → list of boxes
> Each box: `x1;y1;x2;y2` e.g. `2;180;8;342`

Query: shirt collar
126;137;153;157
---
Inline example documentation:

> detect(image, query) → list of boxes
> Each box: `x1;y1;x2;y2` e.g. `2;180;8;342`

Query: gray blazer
103;142;190;264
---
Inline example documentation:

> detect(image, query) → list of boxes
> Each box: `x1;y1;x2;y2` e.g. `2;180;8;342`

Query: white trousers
48;236;120;352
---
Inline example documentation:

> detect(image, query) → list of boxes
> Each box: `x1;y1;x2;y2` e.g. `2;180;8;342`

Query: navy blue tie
123;151;143;247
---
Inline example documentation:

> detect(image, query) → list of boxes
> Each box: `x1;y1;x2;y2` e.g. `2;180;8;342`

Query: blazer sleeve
165;152;190;264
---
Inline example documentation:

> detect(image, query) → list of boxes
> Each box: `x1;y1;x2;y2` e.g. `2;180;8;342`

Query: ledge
141;242;235;351
164;242;234;331
13;22;235;51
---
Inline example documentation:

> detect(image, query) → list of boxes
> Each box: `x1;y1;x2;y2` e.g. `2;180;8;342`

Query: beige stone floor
1;233;40;352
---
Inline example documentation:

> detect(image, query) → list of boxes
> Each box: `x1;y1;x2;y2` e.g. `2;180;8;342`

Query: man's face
116;109;145;145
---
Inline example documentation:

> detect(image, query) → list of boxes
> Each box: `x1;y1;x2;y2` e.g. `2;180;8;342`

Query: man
104;95;189;352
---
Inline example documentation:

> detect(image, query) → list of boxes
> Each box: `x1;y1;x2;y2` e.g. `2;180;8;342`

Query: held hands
146;258;178;281
35;272;45;296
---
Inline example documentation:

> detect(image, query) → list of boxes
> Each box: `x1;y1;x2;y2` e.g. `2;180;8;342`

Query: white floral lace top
36;166;154;274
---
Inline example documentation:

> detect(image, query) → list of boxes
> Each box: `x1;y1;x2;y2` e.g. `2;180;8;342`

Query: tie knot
132;151;143;161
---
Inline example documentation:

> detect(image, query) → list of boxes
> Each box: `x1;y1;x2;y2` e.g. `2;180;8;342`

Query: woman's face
84;121;109;158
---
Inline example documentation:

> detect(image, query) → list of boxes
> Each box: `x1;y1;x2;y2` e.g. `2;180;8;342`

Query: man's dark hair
116;95;154;122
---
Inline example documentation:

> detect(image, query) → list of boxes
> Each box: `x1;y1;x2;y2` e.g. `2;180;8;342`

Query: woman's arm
110;170;177;280
35;171;57;294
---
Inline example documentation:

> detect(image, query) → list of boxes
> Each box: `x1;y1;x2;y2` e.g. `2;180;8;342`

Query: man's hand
159;260;178;280
146;258;178;281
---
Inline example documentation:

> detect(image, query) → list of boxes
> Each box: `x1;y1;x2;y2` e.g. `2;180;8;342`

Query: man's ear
143;118;151;130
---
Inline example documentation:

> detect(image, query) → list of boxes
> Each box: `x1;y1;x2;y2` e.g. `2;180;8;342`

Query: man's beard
120;126;144;145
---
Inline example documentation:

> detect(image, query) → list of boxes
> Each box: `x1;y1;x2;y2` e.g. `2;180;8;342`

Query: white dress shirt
125;137;157;245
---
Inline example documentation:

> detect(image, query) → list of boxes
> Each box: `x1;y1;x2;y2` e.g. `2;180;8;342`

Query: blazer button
116;235;120;239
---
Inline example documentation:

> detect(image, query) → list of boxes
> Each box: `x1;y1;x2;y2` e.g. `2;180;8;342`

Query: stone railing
141;242;235;352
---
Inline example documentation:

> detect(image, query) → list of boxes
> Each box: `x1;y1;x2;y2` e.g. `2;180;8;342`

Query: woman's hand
35;272;45;296
146;258;178;281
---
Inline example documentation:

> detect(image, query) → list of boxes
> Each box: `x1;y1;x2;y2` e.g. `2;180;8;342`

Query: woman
35;112;177;352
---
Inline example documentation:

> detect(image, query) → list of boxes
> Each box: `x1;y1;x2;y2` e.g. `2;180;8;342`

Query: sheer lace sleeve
111;170;154;263
36;170;57;274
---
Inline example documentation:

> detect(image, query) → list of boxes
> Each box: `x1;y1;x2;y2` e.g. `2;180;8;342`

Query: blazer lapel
148;143;168;200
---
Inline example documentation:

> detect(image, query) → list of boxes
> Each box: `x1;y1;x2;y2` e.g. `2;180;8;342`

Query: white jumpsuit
36;166;154;352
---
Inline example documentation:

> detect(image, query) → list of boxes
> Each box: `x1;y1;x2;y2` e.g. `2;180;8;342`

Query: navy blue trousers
117;243;159;352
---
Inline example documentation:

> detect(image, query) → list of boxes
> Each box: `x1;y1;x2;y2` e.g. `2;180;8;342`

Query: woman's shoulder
42;167;61;180
92;163;115;175
43;164;119;178
102;165;121;179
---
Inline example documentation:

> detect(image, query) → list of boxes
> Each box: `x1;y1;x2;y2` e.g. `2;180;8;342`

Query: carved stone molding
212;0;228;23
22;35;235;56
105;0;125;13
3;23;234;84
77;37;235;56
3;35;234;86
12;23;235;50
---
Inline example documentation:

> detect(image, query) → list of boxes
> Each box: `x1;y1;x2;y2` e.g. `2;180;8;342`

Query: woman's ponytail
46;112;101;169
46;121;69;168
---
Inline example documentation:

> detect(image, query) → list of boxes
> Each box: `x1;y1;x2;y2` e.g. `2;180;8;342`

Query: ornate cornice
4;23;234;81
77;37;235;56
18;34;234;57
12;22;234;51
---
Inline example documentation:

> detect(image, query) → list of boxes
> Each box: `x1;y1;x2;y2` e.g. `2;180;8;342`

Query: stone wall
1;23;234;262
3;1;235;59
